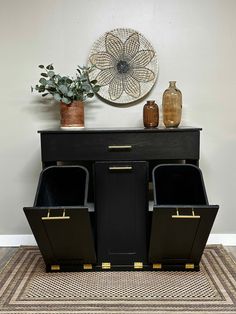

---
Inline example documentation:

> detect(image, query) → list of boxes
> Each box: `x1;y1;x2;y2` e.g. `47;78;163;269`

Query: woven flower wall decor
88;28;158;104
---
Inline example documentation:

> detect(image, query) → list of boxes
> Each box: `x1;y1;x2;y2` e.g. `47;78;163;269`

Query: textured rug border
1;245;236;314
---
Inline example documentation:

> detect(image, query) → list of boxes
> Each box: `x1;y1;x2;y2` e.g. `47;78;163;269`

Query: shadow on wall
27;96;60;126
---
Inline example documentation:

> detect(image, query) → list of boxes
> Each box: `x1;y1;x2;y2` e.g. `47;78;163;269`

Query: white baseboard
0;235;37;246
0;234;236;247
207;234;236;246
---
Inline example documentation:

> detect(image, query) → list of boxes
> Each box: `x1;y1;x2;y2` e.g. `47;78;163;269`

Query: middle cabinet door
95;161;148;265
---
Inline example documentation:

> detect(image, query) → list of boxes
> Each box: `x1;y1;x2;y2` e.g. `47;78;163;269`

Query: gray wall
0;0;235;234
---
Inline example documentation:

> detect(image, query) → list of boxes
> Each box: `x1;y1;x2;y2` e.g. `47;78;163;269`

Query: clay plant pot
60;100;84;129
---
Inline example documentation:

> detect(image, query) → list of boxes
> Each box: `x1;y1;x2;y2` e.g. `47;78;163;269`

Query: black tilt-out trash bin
95;161;148;267
24;166;96;272
149;164;219;271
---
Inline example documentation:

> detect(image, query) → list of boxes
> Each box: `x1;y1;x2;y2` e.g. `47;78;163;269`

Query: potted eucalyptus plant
32;64;100;128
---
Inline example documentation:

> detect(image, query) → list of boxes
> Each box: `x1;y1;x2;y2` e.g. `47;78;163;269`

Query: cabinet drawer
40;129;200;162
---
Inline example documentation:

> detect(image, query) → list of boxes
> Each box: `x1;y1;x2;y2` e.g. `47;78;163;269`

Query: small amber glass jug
143;100;159;128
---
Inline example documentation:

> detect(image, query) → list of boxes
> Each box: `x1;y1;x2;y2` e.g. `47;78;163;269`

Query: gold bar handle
42;209;70;221
172;208;200;219
108;145;132;150
109;166;133;171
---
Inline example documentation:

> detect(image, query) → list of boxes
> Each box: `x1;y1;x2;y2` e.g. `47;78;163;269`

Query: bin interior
34;166;88;207
153;164;208;205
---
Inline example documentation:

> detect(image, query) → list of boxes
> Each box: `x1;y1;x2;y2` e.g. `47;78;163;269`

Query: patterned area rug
1;246;236;313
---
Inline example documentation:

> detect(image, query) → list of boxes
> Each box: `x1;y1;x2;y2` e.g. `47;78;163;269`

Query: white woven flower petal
108;76;123;100
105;33;123;60
130;50;155;67
123;33;140;60
123;75;141;98
131;68;155;82
96;68;116;86
88;28;158;104
90;52;115;70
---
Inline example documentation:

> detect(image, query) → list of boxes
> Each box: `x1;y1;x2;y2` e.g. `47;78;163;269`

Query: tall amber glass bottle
143;100;159;128
162;81;182;128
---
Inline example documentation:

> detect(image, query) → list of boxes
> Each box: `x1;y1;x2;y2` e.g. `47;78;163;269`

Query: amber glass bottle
143;100;159;128
162;81;182;128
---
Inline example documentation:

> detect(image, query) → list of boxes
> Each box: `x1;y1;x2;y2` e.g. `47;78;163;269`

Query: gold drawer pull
172;208;200;219
134;262;143;269
42;209;70;220
102;262;111;269
108;145;132;150
51;264;60;271
83;264;93;270
185;263;195;269
153;263;162;269
109;166;133;171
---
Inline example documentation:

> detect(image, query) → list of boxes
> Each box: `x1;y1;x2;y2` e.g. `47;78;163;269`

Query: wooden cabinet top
38;127;202;134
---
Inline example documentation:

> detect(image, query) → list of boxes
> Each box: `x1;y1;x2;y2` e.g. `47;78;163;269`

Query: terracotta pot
60;100;84;129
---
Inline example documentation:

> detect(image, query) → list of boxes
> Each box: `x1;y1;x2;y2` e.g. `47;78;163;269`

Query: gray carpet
0;245;236;313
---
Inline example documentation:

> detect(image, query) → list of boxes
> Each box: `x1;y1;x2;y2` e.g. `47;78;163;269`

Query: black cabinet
24;127;218;271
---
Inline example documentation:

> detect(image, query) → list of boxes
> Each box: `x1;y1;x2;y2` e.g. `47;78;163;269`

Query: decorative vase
162;81;182;128
143;100;159;128
60;100;84;129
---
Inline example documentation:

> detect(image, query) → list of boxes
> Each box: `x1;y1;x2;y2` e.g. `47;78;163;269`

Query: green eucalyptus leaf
48;71;55;77
66;78;72;84
93;85;100;93
47;81;55;87
41;73;48;77
38;65;44;68
76;95;83;101
62;97;71;104
59;85;68;94
83;84;91;92
39;78;47;85
87;93;94;98
81;79;89;84
38;85;45;92
54;93;61;102
46;64;54;70
67;90;74;97
42;93;49;97
47;87;56;92
76;88;83;95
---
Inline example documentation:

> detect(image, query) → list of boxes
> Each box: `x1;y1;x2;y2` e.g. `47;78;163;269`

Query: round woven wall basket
88;28;158;104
